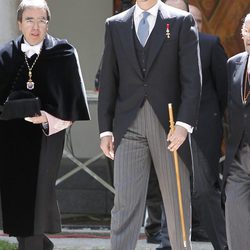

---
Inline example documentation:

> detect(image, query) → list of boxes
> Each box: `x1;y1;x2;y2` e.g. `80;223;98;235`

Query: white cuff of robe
41;111;72;136
176;121;193;133
100;131;113;138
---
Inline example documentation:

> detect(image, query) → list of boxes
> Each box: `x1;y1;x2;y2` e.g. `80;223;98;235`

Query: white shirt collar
134;0;160;19
21;39;43;58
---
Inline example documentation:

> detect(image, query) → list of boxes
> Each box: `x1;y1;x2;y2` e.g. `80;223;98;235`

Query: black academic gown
0;34;90;236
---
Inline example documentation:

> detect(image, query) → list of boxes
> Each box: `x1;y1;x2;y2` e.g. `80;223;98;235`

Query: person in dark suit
144;0;188;248
0;0;90;249
154;3;228;250
223;13;250;250
188;5;228;250
94;2;164;245
98;0;201;249
144;1;189;249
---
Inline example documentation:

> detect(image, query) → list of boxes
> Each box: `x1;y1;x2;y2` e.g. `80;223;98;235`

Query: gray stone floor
52;238;213;250
0;228;214;250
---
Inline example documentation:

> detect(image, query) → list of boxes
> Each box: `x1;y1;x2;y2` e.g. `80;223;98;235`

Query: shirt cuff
100;131;113;138
41;111;72;136
176;121;193;133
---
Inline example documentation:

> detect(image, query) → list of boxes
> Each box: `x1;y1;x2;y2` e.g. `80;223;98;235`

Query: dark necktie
138;12;150;47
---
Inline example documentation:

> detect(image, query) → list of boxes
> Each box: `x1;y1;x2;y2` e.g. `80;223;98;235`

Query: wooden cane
168;103;187;248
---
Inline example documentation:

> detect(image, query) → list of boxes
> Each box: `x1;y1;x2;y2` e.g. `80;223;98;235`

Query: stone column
0;0;19;45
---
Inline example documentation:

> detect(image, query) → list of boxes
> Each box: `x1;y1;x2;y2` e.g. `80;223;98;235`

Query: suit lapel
243;54;250;105
145;5;174;77
117;3;174;78
233;53;249;105
118;6;142;78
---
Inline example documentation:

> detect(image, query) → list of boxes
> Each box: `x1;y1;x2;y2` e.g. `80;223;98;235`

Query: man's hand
100;135;114;160
167;125;188;152
24;113;48;124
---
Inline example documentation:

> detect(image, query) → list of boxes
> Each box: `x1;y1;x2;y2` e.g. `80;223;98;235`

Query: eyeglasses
23;18;48;28
242;28;250;38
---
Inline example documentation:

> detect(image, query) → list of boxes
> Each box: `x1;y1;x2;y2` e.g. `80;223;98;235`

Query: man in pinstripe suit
98;0;201;249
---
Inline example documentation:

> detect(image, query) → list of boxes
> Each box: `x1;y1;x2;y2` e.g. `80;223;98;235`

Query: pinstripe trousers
225;141;250;250
111;101;191;250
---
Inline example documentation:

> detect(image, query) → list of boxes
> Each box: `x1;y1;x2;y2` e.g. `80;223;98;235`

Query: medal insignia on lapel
166;23;170;38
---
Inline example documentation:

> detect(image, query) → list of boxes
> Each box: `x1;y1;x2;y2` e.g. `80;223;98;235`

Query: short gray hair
241;13;250;36
17;0;51;22
243;13;250;26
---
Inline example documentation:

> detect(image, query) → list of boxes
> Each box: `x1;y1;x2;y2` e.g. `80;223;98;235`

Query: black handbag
0;90;41;120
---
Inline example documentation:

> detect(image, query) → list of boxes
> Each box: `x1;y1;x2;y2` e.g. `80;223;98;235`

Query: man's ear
18;21;22;32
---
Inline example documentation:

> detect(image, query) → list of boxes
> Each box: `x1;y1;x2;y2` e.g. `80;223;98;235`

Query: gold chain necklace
24;51;41;90
242;68;250;104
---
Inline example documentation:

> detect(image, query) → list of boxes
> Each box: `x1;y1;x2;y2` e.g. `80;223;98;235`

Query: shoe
146;232;162;244
191;229;209;242
156;246;172;250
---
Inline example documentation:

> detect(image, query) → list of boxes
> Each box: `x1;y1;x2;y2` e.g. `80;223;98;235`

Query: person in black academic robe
0;1;90;250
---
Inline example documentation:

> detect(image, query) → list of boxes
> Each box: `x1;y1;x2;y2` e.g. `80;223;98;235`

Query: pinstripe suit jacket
223;52;250;187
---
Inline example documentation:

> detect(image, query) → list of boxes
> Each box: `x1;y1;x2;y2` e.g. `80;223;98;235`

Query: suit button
143;84;147;87
142;68;146;72
244;114;248;118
